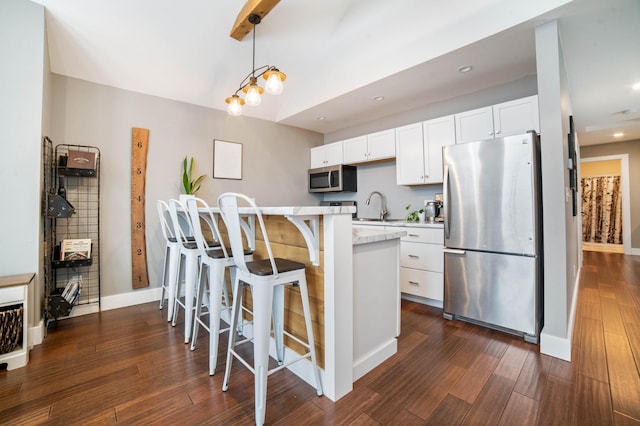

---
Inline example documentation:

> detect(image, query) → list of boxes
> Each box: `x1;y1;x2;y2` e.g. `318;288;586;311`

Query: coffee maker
433;193;444;222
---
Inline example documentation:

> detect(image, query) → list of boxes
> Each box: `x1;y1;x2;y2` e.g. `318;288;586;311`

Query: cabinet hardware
408;281;420;286
408;233;419;237
408;254;419;259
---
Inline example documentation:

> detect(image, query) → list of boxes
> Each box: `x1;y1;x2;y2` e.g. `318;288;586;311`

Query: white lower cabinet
386;226;444;306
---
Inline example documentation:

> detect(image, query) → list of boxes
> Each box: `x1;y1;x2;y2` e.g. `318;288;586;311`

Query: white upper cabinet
342;135;368;164
396;115;455;185
367;129;396;161
493;95;540;137
454;106;494;144
343;129;395;164
395;123;424;185
455;95;539;144
310;140;343;169
423;115;456;184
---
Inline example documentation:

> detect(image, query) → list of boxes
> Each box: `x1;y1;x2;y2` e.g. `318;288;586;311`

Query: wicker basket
0;304;23;355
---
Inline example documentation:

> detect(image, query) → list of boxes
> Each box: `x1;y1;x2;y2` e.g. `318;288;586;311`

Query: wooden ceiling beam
229;0;281;41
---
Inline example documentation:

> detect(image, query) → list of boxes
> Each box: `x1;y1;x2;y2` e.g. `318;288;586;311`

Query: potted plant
405;204;425;222
180;156;205;201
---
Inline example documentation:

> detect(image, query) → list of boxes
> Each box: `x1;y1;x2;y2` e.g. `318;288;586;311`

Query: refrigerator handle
443;165;450;239
443;248;466;255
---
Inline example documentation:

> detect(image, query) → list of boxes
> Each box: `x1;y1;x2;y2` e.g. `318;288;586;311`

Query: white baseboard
632;248;640;256
101;287;162;311
540;266;581;362
353;339;397;381
28;319;45;349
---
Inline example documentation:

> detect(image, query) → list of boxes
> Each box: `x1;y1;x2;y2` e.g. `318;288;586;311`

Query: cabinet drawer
401;241;443;272
0;286;26;305
400;267;443;301
401;227;443;244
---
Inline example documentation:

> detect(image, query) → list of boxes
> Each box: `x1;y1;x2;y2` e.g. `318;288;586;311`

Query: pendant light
225;14;286;116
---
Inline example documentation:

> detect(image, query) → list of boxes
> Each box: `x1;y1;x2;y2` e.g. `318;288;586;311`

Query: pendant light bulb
264;69;286;95
245;84;262;106
225;95;244;116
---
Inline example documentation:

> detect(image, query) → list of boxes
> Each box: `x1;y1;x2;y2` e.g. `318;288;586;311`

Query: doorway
580;155;631;254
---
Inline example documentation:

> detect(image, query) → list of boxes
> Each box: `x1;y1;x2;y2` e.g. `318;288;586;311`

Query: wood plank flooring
1;251;639;425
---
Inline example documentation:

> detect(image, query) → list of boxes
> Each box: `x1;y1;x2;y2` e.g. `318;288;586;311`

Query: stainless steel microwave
308;165;357;193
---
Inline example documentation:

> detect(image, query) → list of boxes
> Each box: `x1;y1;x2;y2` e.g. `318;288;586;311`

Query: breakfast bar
204;204;404;401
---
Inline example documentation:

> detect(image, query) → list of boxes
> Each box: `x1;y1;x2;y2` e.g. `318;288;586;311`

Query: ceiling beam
229;0;281;41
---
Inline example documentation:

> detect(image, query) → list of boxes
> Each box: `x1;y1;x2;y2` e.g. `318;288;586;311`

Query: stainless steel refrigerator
442;131;542;343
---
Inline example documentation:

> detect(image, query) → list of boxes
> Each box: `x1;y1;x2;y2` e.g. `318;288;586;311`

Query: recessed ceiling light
632;82;640;91
316;116;326;121
457;65;473;73
373;96;385;101
613;132;624;138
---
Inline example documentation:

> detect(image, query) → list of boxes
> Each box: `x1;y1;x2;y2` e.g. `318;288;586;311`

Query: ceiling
33;0;640;146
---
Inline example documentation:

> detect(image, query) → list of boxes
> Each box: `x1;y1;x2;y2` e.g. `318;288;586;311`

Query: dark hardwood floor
1;251;639;425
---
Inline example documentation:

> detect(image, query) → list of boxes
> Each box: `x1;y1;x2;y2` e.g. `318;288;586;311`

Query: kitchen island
212;205;404;401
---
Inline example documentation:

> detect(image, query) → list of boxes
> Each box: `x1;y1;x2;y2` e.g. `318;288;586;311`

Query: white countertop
246;205;356;215
353;219;444;229
352;227;406;245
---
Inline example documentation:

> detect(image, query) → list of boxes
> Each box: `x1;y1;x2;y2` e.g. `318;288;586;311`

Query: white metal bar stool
156;200;180;322
217;193;323;426
167;198;207;344
185;197;254;375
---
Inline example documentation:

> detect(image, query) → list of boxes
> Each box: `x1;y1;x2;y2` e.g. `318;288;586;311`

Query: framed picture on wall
213;139;242;180
568;115;578;216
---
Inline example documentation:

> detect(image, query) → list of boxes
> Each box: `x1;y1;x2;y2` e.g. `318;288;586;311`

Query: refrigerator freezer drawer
444;250;540;336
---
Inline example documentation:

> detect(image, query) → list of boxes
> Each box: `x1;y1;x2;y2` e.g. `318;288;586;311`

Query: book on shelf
61;275;82;304
60;239;91;261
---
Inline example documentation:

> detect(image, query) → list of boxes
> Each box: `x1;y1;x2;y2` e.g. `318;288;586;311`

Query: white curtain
581;175;622;244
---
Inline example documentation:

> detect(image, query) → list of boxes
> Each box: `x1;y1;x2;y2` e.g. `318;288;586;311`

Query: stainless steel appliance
424;200;439;223
442;131;542;343
308;165;357;193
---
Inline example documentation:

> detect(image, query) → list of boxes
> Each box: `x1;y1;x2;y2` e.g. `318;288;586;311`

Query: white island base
352;228;403;381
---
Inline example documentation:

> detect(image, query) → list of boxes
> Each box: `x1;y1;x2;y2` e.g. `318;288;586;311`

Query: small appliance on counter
434;193;444;222
320;200;357;218
424;194;444;223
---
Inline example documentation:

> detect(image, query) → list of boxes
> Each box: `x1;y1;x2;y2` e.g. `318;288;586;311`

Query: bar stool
185;197;253;375
156;200;180;322
167;198;207;344
217;192;323;426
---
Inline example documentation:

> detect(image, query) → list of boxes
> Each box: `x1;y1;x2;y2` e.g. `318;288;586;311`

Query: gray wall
0;0;45;328
536;20;580;349
581;139;640;248
50;75;322;298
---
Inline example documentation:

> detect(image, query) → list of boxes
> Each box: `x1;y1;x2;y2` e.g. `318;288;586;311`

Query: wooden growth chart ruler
131;128;150;288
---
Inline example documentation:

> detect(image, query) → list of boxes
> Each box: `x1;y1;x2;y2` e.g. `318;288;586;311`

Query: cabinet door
454;106;494;144
395;122;425;185
325;141;344;166
423;115;455;184
310;145;327;168
493;95;540;137
367;129;395;161
342;135;368;164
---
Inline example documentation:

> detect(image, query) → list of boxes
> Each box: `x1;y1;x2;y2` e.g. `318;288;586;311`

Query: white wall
536;20;580;361
50;75;322;298
0;0;45;327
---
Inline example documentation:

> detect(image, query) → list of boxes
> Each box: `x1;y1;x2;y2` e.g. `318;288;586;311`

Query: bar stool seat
217;192;323;426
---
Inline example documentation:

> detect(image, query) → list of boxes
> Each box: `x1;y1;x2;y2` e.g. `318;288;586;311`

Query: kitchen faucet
365;191;388;221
